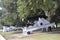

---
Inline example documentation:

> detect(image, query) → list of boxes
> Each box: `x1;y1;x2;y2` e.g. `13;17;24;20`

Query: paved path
0;35;6;40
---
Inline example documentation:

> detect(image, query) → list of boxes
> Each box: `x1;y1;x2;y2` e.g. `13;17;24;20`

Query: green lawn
0;30;22;35
21;32;60;40
31;33;60;40
0;30;60;40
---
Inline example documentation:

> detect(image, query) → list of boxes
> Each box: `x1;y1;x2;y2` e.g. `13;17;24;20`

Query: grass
0;28;60;40
0;30;60;40
0;30;22;36
21;32;60;40
32;33;60;40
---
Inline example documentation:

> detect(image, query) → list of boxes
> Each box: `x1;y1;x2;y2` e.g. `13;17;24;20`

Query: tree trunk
44;11;51;21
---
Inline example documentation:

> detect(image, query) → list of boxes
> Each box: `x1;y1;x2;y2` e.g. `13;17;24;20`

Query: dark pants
48;27;52;31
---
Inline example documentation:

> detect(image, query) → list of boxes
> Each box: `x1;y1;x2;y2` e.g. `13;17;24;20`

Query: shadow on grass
41;27;60;34
11;30;23;34
32;27;60;34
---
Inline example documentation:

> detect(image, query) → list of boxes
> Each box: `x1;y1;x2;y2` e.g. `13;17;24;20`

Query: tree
0;0;18;26
3;0;17;13
1;13;17;25
39;0;55;21
17;0;29;19
17;0;55;21
1;0;56;26
51;0;60;27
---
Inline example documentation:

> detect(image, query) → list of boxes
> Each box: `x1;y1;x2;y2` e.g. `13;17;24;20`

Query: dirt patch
4;33;35;40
